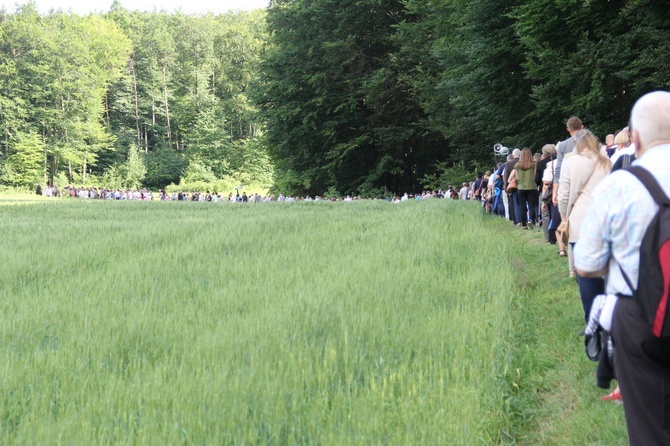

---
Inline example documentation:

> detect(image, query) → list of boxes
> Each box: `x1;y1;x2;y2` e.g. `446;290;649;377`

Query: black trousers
612;298;670;445
517;189;538;226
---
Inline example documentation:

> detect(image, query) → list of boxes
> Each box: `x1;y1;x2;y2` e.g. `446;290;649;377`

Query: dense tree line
256;0;670;196
2;0;669;196
0;1;270;191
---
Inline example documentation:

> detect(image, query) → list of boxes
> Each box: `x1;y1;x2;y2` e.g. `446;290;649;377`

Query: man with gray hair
575;91;670;445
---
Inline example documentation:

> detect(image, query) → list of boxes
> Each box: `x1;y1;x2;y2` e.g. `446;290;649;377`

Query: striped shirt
574;144;670;295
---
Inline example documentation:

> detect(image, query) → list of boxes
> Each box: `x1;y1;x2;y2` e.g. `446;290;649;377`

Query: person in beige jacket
558;129;612;320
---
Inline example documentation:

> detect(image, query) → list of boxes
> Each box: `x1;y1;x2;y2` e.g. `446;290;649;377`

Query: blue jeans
571;243;605;320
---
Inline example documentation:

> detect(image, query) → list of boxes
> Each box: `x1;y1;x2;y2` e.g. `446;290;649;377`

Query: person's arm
557;160;571;219
577;267;609;278
574;179;613;277
552;142;565;204
554;142;565;186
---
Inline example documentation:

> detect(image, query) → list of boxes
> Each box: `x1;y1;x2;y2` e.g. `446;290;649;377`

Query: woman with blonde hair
512;147;537;229
610;127;633;165
558;129;611;320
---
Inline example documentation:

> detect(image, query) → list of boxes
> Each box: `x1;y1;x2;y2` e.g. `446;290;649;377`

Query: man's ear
632;128;643;157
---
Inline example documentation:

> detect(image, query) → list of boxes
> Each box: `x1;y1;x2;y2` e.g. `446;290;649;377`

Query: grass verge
505;218;628;445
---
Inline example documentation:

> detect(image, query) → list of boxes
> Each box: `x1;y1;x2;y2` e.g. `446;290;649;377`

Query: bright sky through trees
0;0;269;15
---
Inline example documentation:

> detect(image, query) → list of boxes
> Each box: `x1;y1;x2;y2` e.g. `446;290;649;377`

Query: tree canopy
1;0;669;195
0;1;270;191
255;0;670;195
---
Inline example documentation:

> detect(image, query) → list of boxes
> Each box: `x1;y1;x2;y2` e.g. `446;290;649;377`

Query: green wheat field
0;197;627;444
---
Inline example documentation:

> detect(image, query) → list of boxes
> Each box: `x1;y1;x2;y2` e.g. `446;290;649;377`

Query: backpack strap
626;165;670;206
618;166;670;295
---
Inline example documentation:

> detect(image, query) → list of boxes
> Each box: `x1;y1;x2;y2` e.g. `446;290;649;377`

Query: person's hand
552;184;558;206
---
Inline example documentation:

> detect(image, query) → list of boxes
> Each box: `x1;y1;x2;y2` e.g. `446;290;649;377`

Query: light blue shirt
574;144;670;295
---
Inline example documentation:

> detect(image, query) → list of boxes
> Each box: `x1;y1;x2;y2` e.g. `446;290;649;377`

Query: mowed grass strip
507;220;628;444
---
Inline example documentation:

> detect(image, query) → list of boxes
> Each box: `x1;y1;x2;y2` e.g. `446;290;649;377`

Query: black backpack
620;166;670;364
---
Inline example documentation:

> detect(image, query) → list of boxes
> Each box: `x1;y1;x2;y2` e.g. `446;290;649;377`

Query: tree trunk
82;158;87;184
129;57;141;150
162;62;172;148
44;140;48;186
51;155;58;186
194;48;200;114
104;91;111;127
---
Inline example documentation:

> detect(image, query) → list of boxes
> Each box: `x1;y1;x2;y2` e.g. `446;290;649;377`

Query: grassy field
0;196;626;444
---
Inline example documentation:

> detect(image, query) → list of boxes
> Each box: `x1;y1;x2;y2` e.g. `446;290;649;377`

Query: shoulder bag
506;169;518;193
556;163;598;244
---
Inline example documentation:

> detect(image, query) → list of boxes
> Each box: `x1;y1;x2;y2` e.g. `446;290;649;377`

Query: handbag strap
566;161;598;219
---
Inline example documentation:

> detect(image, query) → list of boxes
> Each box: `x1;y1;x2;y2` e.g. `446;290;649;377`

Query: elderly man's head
631;91;670;156
541;144;557;158
512;148;521;158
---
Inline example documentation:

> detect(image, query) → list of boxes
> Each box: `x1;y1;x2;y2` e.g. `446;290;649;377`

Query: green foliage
255;0;445;196
125;147;147;189
2;131;44;187
101;146;146;189
3;0;670;197
181;159;217;184
256;0;670;195
0;6;269;191
143;147;183;189
421;161;478;191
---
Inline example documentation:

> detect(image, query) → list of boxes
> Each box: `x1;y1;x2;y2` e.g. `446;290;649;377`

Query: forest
0;0;271;193
1;0;669;196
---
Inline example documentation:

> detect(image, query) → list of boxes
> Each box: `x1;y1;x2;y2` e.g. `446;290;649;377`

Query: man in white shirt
575;91;670;446
458;182;469;200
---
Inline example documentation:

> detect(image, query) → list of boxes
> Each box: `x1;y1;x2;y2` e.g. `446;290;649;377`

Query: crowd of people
466;92;670;445
36;184;468;203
